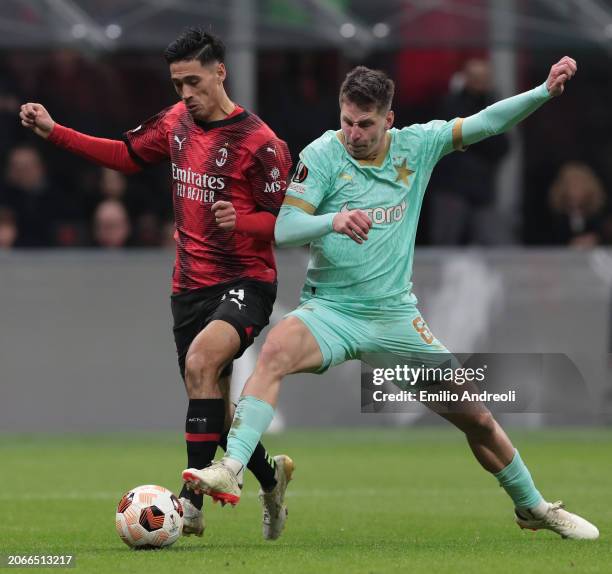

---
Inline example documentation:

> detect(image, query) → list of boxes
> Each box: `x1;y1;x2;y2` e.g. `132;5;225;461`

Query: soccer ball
115;485;183;549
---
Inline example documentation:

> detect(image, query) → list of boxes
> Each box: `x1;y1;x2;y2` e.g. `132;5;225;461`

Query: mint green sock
225;396;275;467
494;449;544;510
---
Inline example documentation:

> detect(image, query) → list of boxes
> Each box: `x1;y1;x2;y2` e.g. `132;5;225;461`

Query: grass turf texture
1;429;610;574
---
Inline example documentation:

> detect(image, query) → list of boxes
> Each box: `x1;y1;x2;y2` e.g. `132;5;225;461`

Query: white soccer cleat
259;454;295;541
179;497;205;537
515;501;599;540
182;461;242;506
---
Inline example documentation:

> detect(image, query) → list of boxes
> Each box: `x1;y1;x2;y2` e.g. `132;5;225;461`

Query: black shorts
171;279;276;380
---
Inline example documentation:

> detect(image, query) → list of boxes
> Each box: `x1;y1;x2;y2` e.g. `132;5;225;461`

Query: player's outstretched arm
19;102;140;174
275;204;371;247
461;56;577;147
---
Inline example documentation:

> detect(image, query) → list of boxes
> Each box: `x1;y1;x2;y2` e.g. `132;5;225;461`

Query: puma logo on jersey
340;200;407;225
339;173;352;181
174;135;187;151
266;147;277;155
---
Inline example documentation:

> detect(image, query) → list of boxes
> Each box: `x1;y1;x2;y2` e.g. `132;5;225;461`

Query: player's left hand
546;56;577;97
211;201;236;230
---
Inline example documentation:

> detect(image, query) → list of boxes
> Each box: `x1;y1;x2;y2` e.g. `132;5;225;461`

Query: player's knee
257;338;292;378
184;351;224;393
463;411;496;437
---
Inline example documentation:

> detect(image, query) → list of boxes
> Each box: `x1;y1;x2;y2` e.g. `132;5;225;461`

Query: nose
350;125;362;142
182;85;194;100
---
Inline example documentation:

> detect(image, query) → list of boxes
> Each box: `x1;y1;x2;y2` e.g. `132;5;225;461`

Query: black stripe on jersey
122;135;151;168
195;110;250;131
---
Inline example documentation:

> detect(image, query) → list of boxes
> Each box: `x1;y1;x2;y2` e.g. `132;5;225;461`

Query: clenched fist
546;56;577;97
332;209;372;244
211;200;237;231
19;103;55;139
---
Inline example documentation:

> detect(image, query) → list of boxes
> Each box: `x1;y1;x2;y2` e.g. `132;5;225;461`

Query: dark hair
339;66;395;112
163;27;225;65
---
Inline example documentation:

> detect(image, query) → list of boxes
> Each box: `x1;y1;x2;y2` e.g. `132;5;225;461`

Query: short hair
339;66;395;113
163;27;225;65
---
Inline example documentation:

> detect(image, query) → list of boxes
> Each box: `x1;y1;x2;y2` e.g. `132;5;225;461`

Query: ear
385;110;394;130
217;62;226;83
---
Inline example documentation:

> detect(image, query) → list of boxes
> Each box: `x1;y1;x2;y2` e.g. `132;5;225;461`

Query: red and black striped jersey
123;102;291;293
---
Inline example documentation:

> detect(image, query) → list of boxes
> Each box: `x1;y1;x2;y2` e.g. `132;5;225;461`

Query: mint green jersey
284;119;463;302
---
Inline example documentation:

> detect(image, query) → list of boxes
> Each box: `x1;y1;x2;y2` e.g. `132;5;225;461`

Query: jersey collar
194;108;250;131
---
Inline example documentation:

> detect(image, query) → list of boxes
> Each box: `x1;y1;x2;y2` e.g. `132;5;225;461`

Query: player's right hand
332;209;372;244
19;103;55;139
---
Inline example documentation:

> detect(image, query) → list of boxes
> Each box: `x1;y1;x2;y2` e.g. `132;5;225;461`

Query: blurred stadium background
1;0;612;430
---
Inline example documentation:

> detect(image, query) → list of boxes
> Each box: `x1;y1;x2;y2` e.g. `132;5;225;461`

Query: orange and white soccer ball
115;485;183;549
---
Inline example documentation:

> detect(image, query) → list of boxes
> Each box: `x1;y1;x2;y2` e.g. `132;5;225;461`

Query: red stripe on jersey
124;102;292;293
185;432;222;442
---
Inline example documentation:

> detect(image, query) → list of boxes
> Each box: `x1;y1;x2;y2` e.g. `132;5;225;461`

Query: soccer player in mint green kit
183;56;599;539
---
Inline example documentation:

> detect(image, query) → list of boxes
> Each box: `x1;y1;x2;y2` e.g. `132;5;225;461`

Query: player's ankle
526;499;549;519
223;456;245;480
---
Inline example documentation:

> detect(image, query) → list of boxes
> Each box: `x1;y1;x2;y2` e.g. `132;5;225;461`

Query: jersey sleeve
283;141;333;214
412;118;465;165
245;137;292;215
122;106;173;166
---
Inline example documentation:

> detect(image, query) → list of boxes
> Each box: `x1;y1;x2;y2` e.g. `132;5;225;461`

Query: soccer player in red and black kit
20;28;294;541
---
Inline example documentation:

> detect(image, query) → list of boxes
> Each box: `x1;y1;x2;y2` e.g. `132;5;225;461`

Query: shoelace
546;501;575;529
550;500;565;511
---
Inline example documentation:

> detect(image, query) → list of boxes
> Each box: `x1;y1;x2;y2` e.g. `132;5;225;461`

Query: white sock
222;457;244;483
528;499;550;519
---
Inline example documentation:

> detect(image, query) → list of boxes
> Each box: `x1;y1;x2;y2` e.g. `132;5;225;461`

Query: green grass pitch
2;429;610;573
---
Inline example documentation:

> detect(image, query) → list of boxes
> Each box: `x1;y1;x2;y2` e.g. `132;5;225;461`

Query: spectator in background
0;207;17;248
548;162;607;247
0;69;22;162
134;211;162;247
0;145;60;246
90;167;161;247
428;59;510;244
92;199;131;249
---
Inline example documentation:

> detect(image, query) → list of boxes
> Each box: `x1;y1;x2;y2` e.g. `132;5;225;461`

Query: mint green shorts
287;291;453;374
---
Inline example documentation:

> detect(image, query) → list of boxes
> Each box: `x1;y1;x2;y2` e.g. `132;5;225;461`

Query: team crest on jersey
216;144;229;167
